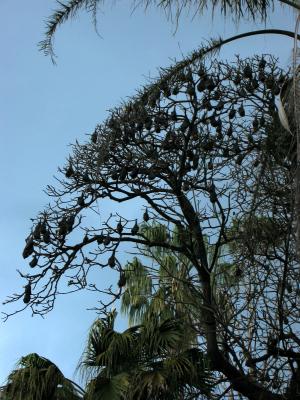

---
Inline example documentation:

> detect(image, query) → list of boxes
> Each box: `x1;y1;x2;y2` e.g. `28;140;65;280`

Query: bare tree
5;53;299;399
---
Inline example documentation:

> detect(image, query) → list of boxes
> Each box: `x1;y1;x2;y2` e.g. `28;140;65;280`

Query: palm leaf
79;316;140;383
39;0;101;62
141;317;184;354
122;224;203;339
3;353;82;400
133;369;168;400
140;223;169;255
39;0;286;60
121;257;153;324
162;353;193;379
85;372;130;400
79;311;215;399
121;288;150;324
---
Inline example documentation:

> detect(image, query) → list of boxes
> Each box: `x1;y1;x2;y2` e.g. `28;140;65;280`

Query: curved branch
278;0;300;11
214;28;300;48
132;29;300;107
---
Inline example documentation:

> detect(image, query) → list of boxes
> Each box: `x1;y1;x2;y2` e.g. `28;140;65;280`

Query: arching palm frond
40;0;288;61
2;353;83;400
132;367;171;400
39;0;101;62
79;313;140;380
121;224;208;350
123;257;152;291
140;222;169;253
141;316;186;355
121;257;153;325
121;289;150;325
162;349;212;395
130;347;213;400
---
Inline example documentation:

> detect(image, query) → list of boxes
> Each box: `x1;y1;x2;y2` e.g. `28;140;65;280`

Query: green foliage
84;372;130;400
121;224;199;330
121;257;152;324
79;313;213;400
2;353;82;400
81;313;140;376
7;0;300;395
227;214;287;256
140;223;169;251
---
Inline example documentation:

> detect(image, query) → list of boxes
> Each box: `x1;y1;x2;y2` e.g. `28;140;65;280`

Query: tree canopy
3;0;300;398
4;50;299;399
1;352;83;400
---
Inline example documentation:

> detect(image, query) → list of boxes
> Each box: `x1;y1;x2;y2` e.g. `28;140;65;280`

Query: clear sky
0;0;296;387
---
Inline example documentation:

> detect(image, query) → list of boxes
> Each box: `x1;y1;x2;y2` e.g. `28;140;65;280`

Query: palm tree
119;223;247;398
79;309;214;400
121;223;200;329
2;224;215;400
2;353;84;400
122;222;238;327
81;221;217;400
78;223;248;399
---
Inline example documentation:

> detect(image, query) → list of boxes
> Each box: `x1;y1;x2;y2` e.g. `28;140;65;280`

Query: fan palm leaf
84;371;130;400
132;369;168;400
163;350;211;391
131;348;212;399
122;224;237;335
141;316;185;354
80;311;214;400
2;353;83;400
79;315;140;379
79;225;240;399
122;224;196;320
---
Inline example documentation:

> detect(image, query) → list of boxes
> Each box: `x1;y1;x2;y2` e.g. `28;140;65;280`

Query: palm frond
3;353;82;400
79;316;140;382
121;289;150;325
132;369;168;400
78;308;215;399
121;257;153;324
124;257;152;288
98;330;139;370
39;0;286;61
141;317;184;354
158;254;177;278
140;223;169;255
131;348;213;399
142;0;273;21
85;372;130;400
162;353;193;379
122;224;200;329
39;0;101;62
171;224;190;247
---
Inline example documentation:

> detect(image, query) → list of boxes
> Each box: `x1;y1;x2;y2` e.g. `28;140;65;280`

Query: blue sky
0;0;296;387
